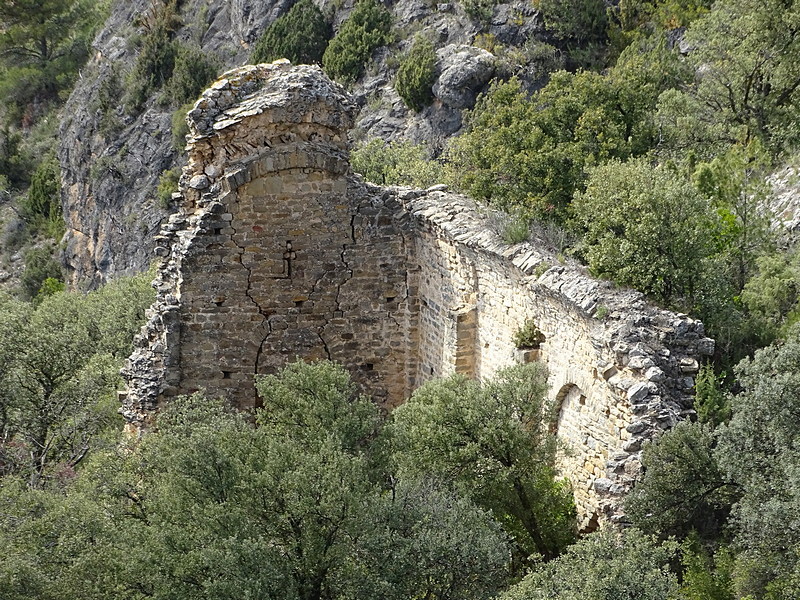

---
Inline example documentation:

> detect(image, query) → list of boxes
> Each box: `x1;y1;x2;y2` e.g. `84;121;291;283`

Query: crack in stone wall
123;63;715;527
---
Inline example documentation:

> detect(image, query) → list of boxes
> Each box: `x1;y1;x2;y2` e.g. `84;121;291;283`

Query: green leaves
574;158;716;304
390;363;575;564
322;0;391;85
395;36;437;112
251;0;331;66
501;528;679;600
0;273;154;485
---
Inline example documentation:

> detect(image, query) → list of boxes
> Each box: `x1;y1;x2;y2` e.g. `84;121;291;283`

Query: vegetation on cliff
3;0;800;598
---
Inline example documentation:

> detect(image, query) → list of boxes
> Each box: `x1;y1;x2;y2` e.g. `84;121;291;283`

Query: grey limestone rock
432;44;496;109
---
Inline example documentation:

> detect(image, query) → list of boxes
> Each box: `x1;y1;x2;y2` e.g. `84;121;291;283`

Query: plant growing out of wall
513;318;546;349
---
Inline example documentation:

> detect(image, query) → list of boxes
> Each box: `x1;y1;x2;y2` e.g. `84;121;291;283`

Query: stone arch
552;383;586;437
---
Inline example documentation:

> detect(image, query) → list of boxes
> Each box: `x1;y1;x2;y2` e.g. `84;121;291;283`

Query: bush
574;158;717;304
322;0;392;85
351;138;444;188
21;155;63;239
395;36;437;112
171;102;194;150
512;319;545;349
251;0;331;65
462;0;497;24
163;43;218;106
124;0;182;112
534;0;608;45
157;167;182;208
501;528;679;600
20;246;62;300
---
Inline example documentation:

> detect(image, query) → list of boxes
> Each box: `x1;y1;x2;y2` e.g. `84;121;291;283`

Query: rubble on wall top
398;186;711;348
185;62;358;141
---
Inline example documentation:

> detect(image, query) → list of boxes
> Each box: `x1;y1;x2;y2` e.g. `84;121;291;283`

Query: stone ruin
122;62;715;529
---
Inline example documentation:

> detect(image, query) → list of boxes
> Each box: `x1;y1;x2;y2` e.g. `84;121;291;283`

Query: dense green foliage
0;0;105;124
500;528;679;600
0;273;154;485
447;36;686;219
390;363;576;564
19;155;63;238
19;246;62;300
535;0;608;46
575;158;716;304
322;0;391;85
395;36;436;111
351;138;443;187
625;323;800;599
125;0;218;111
1;362;582;599
251;0;331;65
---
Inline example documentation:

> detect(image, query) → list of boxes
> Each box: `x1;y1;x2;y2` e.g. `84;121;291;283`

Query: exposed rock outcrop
58;0;549;286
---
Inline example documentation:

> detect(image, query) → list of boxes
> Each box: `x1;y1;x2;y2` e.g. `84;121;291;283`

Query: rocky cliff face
58;0;547;287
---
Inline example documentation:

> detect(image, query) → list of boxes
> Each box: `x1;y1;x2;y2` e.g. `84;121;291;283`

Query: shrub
512;319;545;349
20;246;62;300
124;0;182;112
351;138;444;188
157;167;182;208
395;36;437;112
322;0;392;85
574;158;717;304
534;0;608;45
21;155;63;238
163;43;218;106
251;0;331;65
462;0;497;24
171;102;194;150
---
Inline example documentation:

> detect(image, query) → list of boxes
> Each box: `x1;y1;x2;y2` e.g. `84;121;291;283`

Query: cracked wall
123;63;714;527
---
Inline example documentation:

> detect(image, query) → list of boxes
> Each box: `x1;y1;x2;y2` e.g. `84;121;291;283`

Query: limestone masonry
122;62;715;529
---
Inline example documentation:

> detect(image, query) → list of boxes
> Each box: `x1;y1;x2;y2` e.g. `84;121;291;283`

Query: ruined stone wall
399;191;713;527
123;63;714;526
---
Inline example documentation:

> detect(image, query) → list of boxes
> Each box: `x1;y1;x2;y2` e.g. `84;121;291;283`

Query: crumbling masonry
122;62;714;528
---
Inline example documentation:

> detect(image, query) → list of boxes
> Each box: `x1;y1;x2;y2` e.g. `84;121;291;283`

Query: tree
714;325;800;597
446;35;687;220
684;0;800;153
0;273;154;486
251;0;331;65
0;364;513;600
499;528;679;600
693;142;773;293
573;158;717;304
0;0;102;121
322;0;391;85
389;363;576;565
625;421;736;543
395;35;437;112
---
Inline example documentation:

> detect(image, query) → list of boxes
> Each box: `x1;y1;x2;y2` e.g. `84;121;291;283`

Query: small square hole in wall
429;366;434;375
360;363;374;371
213;227;223;235
222;371;232;379
294;300;304;307
214;300;224;307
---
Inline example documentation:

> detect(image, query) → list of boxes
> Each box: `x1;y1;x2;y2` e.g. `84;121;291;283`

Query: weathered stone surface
123;64;715;531
58;0;545;286
432;44;496;109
